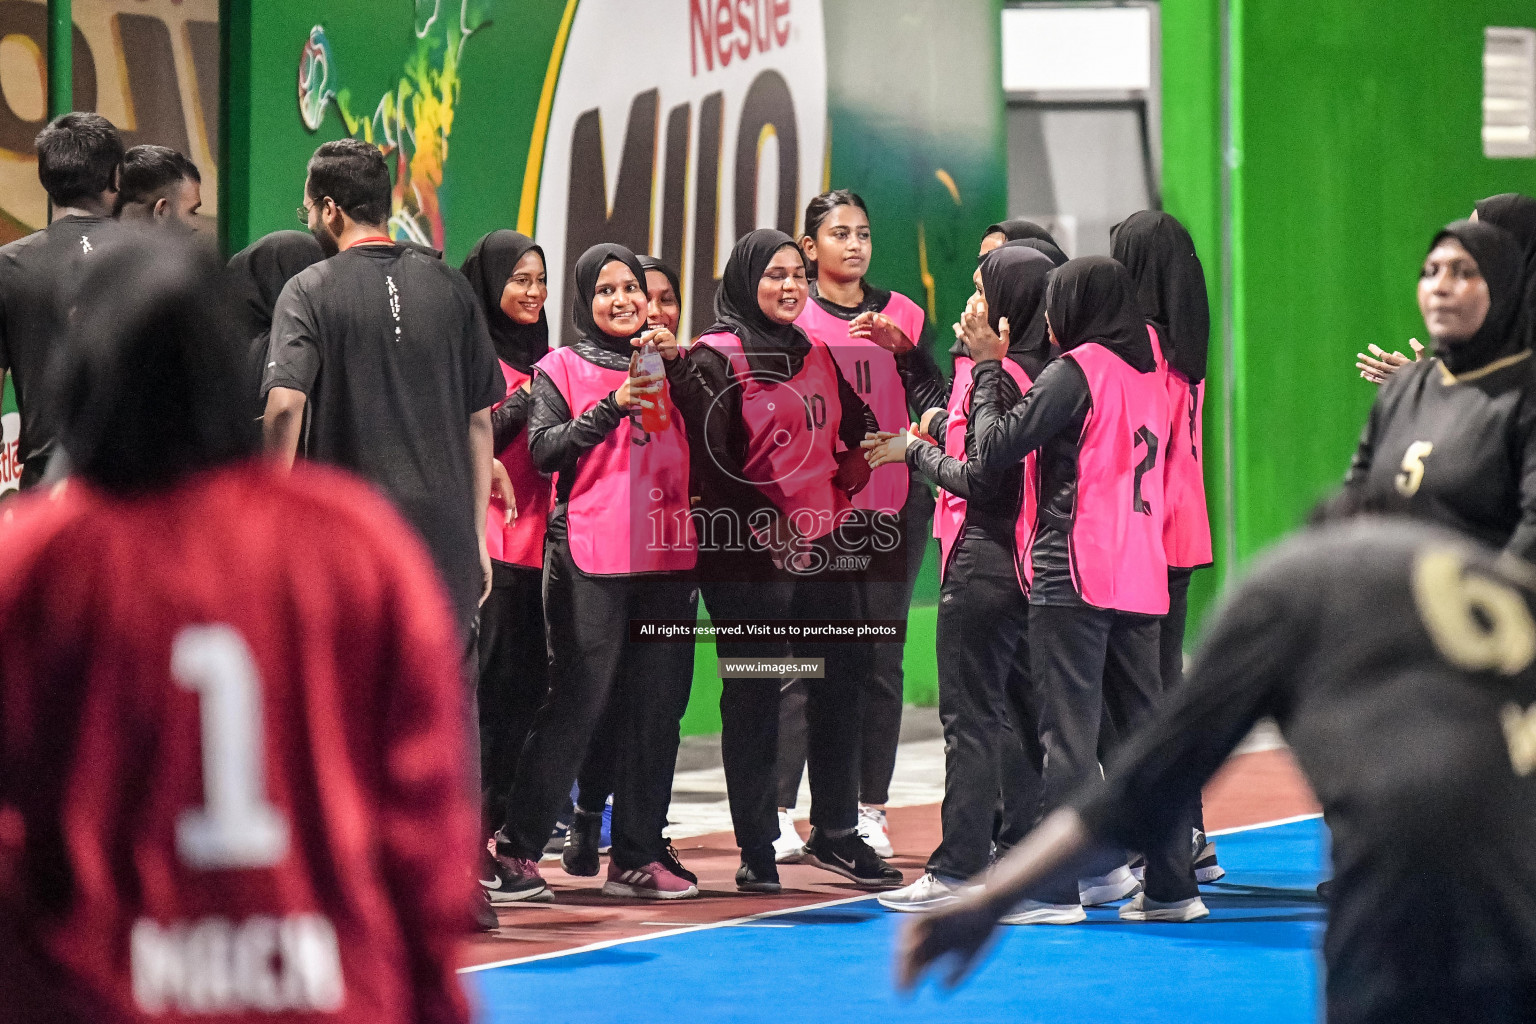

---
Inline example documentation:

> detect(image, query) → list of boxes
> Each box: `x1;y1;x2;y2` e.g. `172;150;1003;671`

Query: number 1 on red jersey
172;625;290;871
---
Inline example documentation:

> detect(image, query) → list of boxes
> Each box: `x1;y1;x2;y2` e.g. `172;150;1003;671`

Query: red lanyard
345;235;394;249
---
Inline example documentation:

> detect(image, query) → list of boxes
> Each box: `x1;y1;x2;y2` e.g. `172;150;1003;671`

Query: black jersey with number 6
1077;518;1536;1023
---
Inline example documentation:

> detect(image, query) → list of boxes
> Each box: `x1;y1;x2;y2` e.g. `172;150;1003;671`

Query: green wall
1229;1;1536;562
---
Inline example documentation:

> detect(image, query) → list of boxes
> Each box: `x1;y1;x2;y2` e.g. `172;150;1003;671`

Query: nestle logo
690;0;792;76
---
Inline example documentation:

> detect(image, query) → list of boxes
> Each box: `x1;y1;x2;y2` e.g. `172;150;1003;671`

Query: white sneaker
877;872;977;913
999;899;1086;925
1118;893;1210;922
858;805;894;858
773;810;804;863
1079;864;1141;906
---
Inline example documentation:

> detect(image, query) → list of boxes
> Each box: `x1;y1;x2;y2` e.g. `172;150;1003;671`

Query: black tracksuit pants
498;536;697;869
776;477;935;808
1029;601;1197;905
701;540;872;863
1162;566;1207;835
927;528;1042;881
477;561;549;836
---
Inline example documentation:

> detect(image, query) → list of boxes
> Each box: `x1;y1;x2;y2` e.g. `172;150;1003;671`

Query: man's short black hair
115;145;200;213
35;112;124;208
305;139;392;227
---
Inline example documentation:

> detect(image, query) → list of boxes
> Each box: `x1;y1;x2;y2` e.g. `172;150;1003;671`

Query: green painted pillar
47;0;71;118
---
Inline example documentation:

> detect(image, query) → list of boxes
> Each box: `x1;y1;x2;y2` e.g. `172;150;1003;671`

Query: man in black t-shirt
0;112;123;488
898;517;1536;1023
262;139;502;635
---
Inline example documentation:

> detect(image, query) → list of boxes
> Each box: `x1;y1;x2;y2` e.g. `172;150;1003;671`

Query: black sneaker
800;827;904;889
562;810;603;877
735;858;781;893
473;886;500;931
660;842;698;885
1192;830;1225;883
481;848;552;904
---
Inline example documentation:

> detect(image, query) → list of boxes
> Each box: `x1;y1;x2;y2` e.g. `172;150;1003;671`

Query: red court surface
459;747;1318;970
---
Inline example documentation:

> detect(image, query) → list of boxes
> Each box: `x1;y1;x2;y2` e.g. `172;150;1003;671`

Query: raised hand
1356;339;1425;385
849;311;915;354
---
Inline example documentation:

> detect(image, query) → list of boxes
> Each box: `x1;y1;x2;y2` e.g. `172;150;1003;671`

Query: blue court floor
468;817;1328;1024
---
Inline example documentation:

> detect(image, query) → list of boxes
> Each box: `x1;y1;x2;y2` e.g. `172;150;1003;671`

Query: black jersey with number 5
1345;352;1536;561
1078;518;1536;1023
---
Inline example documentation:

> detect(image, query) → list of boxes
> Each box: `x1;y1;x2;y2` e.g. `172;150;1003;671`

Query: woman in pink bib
870;257;1202;924
688;228;903;893
459;230;554;863
489;244;708;903
566;253;688;871
1112;211;1222;883
874;243;1055;913
769;191;949;861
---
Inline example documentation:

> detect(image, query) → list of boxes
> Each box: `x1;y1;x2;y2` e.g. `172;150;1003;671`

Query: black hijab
999;236;1068;268
571;242;650;356
227;230;324;343
979;244;1054;363
460;230;549;373
1111;211;1211;382
710;228;808;352
638;254;682;303
1474;194;1536;349
984;218;1059;248
1475;194;1536;281
227;230;324;409
1427;220;1526;375
1044;256;1157;373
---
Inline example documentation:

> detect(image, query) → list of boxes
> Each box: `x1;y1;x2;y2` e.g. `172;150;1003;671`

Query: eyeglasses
296;203;312;225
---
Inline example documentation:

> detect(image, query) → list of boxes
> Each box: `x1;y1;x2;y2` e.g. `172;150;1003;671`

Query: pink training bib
535;346;696;576
1162;368;1213;569
695;330;850;541
796;291;926;514
1054;327;1171;614
934;356;1036;585
486;360;553;570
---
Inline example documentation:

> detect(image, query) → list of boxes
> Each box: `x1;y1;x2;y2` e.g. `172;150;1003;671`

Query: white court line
461;814;1324;975
459;892;880;973
1208;812;1321;837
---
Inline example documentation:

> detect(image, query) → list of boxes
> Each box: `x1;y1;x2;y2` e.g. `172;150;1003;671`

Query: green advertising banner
227;0;1005;338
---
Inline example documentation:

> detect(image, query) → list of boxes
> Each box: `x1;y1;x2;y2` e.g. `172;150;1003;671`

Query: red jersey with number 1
0;461;474;1024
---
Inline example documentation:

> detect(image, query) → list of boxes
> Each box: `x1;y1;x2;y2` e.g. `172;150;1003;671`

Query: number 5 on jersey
1396;441;1433;497
173;625;290;870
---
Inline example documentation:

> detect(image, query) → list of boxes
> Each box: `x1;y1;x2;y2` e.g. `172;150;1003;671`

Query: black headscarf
1426;220;1526;375
638;254;682;303
1474;194;1536;350
1475;194;1536;281
979;244;1054;362
1044;256;1157;372
999;236;1068;268
1111;211;1211;382
984;218;1058;248
226;230;324;409
460;230;549;373
571;242;650;356
227;230;324;344
710;228;808;352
